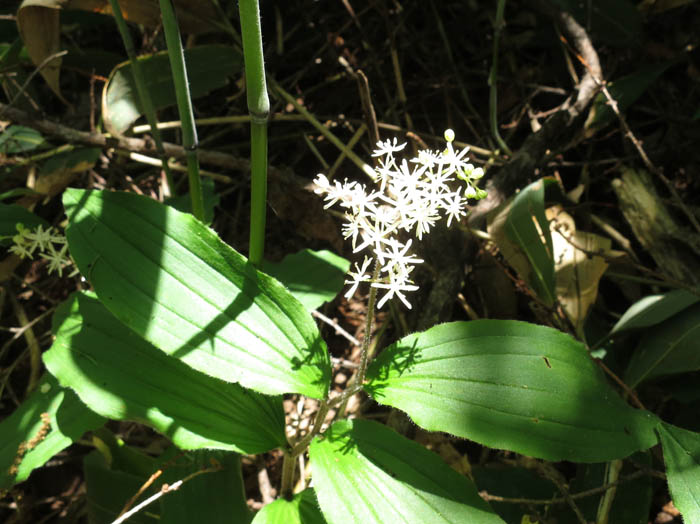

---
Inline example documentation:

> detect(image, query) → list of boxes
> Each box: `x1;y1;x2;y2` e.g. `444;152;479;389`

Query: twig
117;469;163;518
111;481;183;524
561;28;700;236
0;102;248;171
537;461;587;524
110;466;220;524
8;292;41;394
470;0;603;225
480;468;650;505
0;50;68;119
256;456;275;504
312;310;360;346
354;70;380;145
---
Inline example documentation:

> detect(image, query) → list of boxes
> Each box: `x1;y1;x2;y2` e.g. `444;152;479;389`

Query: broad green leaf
488;179;556;305
0;125;48;153
658;422;700;522
159;451;252;524
103;45;241;134
610;289;700;335
0;204;49;246
365;320;659;462
262;249;350;311
309;419;504;524
624;302;700;388
252;489;326;524
63;189;330;398
0;374;105;490
44;291;287;454
84;450;157;524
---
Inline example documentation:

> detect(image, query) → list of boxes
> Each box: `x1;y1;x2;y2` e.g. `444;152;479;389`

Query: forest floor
1;0;700;523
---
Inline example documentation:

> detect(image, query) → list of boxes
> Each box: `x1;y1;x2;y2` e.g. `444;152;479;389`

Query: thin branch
312;310;360;347
110;466;220;524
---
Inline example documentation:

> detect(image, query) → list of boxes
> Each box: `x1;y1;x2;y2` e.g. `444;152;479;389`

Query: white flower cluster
9;224;77;277
314;130;486;309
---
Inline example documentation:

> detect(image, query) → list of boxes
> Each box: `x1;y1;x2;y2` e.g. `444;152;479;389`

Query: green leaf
0;374;105;490
84;450;157;524
0;204;49;246
0;125;48;153
262;249;350;311
103;45;241;134
309;419;504;524
490;179;556;305
610;289;700;335
624;302;700;388
164;177;219;226
44;291;287;454
252;489;326;524
658;422;700;522
63;188;331;399
159;451;252;524
365;320;659;462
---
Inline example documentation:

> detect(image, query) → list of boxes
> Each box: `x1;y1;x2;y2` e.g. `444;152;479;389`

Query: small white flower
372;137;406;158
344;257;373;300
373;278;420;309
444;192;467;227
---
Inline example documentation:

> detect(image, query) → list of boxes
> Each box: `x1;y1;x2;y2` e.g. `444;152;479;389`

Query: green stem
108;0;176;192
158;0;204;221
596;459;623;524
238;0;269;266
489;0;512;156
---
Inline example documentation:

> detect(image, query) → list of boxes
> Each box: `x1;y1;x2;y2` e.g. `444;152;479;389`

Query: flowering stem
356;261;381;387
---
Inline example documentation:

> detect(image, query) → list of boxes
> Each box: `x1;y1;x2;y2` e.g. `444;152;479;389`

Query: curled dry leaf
547;205;619;334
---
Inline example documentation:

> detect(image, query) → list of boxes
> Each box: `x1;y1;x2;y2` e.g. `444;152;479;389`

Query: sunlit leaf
63;189;331;398
44;291;287;454
251;488;326;524
365;320;659;462
310;419;504;524
0;374;104;489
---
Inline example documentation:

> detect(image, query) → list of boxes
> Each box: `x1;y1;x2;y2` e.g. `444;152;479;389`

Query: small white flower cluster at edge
314;129;485;310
